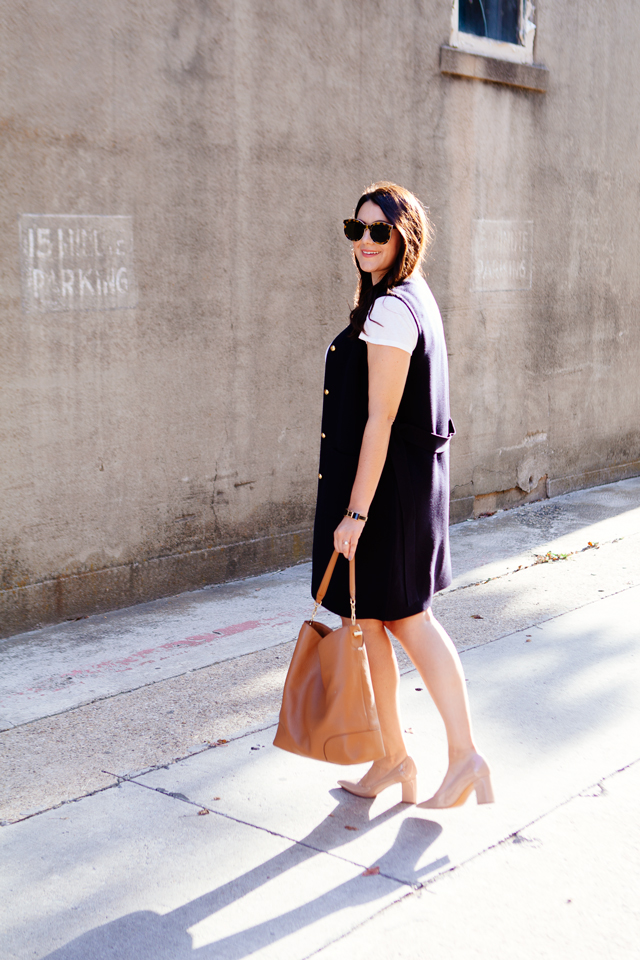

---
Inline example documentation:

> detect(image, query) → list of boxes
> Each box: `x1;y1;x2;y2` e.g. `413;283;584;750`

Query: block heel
402;778;417;804
474;774;494;804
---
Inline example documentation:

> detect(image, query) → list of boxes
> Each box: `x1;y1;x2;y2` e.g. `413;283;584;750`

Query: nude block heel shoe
338;756;417;804
420;753;494;809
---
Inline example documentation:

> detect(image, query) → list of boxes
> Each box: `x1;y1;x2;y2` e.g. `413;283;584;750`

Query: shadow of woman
42;789;442;960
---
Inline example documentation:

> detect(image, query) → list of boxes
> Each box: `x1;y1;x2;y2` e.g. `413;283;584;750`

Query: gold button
318;473;322;479
321;432;326;438
324;389;329;395
330;345;336;352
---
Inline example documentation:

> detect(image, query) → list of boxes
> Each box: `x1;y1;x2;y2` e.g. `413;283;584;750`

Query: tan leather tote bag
273;550;385;765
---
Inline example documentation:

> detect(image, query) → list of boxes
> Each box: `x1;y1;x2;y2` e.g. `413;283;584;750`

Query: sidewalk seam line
0;722;279;826
298;755;640;958
440;531;638;597
439;755;640;874
300;888;418;960
4;574;639;823
115;773;413;888
408;756;640;896
434;576;640;658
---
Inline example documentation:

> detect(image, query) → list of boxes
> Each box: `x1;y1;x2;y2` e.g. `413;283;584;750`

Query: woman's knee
359;620;395;660
361;619;389;643
384;608;435;642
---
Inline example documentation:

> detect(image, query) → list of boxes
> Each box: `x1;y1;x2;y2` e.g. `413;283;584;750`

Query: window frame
449;0;537;66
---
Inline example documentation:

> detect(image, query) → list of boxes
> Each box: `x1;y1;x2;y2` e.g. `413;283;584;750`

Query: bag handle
312;550;356;625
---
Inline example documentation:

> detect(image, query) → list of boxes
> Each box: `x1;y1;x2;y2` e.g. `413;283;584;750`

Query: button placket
319;335;341;485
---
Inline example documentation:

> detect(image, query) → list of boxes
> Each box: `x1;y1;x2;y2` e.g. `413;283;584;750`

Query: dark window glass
459;0;521;44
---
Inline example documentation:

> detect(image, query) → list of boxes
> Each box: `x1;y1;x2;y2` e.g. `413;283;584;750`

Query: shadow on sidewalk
42;789;442;959
35;581;640;959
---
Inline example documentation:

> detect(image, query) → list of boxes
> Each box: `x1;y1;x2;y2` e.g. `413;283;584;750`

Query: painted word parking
472;219;533;292
19;214;137;312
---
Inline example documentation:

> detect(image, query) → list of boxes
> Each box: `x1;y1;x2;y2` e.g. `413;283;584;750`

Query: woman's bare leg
386;609;481;792
341;616;408;785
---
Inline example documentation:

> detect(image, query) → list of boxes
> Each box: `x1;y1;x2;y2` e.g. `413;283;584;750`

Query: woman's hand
334;515;365;562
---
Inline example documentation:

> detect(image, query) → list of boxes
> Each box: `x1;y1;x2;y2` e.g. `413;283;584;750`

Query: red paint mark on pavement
2;612;301;703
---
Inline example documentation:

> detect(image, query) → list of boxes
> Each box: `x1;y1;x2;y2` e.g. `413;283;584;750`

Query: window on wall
459;0;520;44
450;0;536;64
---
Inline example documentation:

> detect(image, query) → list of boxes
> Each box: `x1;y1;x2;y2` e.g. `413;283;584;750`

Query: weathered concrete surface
445;475;640;589
1;479;639;958
1;478;639;824
136;582;640;858
1;779;409;960
2;477;638;730
316;761;640;960
1;579;639;958
0;563;341;729
1;2;639;634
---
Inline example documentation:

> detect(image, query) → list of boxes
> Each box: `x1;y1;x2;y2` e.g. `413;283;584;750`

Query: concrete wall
1;1;638;637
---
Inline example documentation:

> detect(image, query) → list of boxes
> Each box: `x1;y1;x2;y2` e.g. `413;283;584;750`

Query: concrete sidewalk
2;476;639;730
1;478;640;958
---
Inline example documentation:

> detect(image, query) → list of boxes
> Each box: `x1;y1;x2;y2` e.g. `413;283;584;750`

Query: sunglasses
343;218;396;245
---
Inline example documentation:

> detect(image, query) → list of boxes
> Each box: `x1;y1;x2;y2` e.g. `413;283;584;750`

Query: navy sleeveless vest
311;276;455;621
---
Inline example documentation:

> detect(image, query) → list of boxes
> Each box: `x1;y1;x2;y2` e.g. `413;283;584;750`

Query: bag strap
312;550;356;624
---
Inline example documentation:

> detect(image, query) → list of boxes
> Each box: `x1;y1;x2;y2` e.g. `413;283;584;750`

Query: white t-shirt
359;294;418;354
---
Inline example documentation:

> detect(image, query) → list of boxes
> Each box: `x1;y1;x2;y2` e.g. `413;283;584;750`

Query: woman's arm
334;343;411;561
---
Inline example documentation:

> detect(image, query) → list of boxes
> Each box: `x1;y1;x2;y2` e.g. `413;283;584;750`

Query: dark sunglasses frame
343;218;396;245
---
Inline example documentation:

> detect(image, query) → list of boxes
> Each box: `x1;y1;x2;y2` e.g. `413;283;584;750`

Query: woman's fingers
334;530;351;557
334;517;363;559
336;538;355;560
341;536;354;561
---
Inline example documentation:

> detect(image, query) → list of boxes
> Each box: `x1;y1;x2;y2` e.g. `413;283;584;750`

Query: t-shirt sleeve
359;295;418;354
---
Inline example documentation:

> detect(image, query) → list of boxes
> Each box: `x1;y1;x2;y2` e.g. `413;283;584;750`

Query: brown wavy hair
348;181;434;336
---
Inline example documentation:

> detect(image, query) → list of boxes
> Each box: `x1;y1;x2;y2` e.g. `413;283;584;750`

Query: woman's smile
352;199;402;284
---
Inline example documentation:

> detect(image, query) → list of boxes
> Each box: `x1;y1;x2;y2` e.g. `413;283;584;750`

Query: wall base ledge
5;458;640;639
451;459;640;523
546;459;640;499
0;527;313;641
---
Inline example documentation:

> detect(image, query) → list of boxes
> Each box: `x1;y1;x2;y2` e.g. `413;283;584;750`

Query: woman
311;181;493;808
